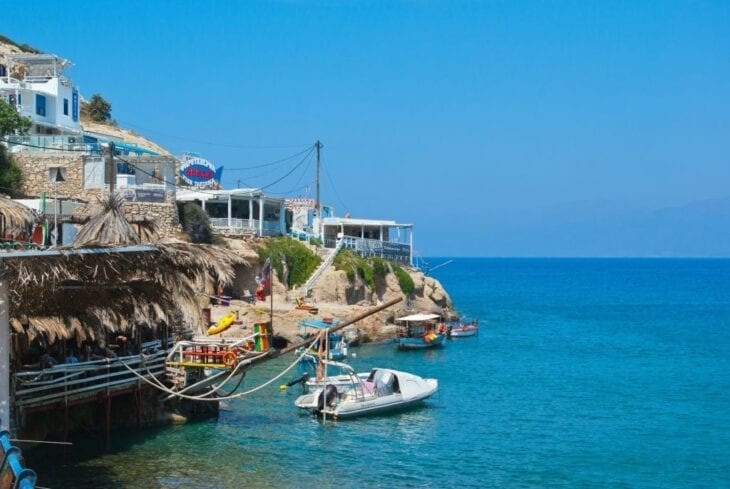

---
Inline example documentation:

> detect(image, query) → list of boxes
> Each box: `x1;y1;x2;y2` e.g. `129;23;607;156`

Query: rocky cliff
217;237;454;343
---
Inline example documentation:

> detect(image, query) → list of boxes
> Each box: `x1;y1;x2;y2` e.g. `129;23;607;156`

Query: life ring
223;351;237;367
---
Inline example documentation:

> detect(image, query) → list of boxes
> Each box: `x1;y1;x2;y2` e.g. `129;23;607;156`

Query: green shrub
257;237;321;288
334;249;375;289
392;263;415;296
372;257;389;280
178;202;213;243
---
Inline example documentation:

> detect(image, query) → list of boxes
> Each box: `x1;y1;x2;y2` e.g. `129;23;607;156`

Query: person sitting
39;350;59;369
115;335;130;356
90;345;117;361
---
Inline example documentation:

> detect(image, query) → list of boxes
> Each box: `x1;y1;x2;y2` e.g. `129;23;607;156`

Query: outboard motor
286;373;310;388
316;384;338;411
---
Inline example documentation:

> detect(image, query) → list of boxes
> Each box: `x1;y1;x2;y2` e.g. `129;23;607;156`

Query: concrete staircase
300;239;343;297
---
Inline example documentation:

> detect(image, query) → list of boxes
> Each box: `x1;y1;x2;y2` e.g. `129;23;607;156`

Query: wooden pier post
0;263;9;432
104;395;111;451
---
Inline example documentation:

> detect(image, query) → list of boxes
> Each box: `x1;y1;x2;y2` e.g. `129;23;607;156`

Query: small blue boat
395;313;447;351
296;318;349;360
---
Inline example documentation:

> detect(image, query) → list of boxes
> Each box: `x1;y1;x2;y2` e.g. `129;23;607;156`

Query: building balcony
209;217;282;237
337;236;412;264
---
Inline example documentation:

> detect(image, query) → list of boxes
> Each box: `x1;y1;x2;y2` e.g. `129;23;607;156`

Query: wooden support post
63;400;69;463
104;395;111;451
135;388;141;431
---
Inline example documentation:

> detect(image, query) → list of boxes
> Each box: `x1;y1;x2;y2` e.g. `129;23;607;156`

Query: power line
223;146;314;171
115;119;312;150
322;160;349;212
4;137;319;199
259;146;315;191
269;151;315;195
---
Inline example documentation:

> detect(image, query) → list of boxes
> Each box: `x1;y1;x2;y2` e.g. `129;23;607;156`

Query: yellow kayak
207;312;236;335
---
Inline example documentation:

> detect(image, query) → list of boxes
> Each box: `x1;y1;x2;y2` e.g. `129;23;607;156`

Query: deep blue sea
30;259;730;488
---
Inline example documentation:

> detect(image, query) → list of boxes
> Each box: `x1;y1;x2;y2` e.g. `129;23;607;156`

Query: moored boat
294;361;438;419
448;318;479;338
296;317;349;360
395;313;447;350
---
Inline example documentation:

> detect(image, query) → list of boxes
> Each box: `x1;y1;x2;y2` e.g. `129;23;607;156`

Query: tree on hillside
0;99;31;196
0;146;23;196
0;99;32;137
84;93;113;123
178;203;214;244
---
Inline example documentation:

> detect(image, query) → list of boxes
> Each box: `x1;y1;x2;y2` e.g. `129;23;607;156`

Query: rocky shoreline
210;240;454;344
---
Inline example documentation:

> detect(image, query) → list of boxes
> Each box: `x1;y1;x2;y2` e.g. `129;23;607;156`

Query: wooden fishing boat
395;313;447;350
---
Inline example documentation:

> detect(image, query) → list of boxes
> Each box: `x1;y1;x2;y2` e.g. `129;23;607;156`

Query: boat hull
295;366;439;419
449;325;478;337
397;333;446;350
328;379;438;418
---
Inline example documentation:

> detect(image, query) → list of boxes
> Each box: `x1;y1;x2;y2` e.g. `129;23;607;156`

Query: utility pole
315;140;323;239
106;142;116;195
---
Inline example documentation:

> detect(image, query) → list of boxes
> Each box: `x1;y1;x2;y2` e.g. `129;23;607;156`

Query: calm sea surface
29;259;730;488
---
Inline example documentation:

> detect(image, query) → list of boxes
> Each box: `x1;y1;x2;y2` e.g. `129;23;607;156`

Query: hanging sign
179;155;223;187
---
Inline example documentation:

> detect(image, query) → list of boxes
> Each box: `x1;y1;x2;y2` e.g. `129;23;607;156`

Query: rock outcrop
217;237;454;344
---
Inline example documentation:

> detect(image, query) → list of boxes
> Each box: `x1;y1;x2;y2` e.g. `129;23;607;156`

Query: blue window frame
35;94;46;116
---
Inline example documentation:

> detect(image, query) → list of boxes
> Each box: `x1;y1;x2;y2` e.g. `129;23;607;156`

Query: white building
177;188;287;237
0;54;81;136
322;217;414;265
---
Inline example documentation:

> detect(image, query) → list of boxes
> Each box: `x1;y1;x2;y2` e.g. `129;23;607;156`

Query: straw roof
4;195;247;343
0;194;37;236
73;194;140;247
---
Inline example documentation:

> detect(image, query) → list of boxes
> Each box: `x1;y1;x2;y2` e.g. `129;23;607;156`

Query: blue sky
3;1;729;256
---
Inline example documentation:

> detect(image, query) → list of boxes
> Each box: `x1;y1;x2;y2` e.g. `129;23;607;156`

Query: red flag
256;258;272;299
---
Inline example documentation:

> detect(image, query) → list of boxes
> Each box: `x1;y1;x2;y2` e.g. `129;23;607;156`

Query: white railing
303;238;344;295
5;135;94;154
209;218;282;236
13;350;167;409
340;236;411;264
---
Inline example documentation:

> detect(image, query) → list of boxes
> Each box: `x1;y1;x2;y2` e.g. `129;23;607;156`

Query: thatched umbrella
73;194;140;247
0;194;37;238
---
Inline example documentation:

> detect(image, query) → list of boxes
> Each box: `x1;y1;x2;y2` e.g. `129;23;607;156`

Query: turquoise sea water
29;259;730;488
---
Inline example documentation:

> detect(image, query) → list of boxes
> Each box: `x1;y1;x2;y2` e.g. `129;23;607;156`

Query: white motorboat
294;361;438;418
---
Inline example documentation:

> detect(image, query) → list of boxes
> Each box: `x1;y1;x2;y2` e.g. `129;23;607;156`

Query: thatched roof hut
4;195;246;344
0;194;37;238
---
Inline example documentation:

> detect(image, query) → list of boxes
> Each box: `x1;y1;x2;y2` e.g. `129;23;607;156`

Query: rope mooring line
119;336;319;402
